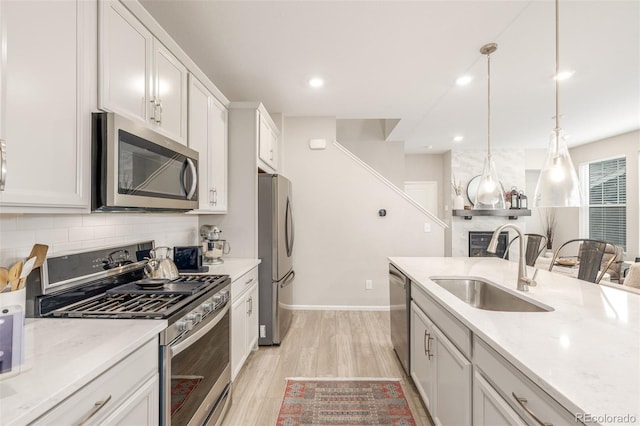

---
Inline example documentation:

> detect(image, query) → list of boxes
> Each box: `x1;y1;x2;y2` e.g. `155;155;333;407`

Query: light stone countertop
389;256;640;425
186;258;261;281
0;318;167;425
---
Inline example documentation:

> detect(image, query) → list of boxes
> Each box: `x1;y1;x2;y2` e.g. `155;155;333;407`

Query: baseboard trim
289;304;390;312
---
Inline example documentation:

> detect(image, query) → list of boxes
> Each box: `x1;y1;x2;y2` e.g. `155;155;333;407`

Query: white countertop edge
183;258;261;282
2;319;167;425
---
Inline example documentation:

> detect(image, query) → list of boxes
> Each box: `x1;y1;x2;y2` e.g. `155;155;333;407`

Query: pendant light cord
555;0;560;131
487;50;492;159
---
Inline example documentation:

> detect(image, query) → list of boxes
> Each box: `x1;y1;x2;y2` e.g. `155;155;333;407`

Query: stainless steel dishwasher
389;263;410;374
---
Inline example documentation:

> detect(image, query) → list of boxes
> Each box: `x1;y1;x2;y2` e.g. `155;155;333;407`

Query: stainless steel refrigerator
258;174;295;345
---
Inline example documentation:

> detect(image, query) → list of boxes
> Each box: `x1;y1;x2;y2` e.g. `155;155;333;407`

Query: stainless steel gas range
26;241;231;426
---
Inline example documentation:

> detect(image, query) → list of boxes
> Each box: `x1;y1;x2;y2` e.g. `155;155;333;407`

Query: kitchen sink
429;277;553;312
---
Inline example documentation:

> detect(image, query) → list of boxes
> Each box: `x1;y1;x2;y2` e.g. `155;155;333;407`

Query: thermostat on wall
309;139;326;150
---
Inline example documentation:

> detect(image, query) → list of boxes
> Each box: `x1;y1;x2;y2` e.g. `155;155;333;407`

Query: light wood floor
221;310;432;426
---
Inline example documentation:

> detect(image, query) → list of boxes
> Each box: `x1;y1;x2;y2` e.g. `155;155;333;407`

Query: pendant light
533;0;582;207
474;43;506;210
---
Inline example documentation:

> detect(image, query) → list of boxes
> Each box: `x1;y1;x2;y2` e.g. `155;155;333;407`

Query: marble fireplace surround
450;149;526;259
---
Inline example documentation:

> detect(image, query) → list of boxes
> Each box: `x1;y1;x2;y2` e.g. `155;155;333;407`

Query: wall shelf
452;209;531;220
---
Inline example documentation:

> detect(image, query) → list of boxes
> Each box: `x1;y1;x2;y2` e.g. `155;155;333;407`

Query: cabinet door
0;0;93;211
209;97;228;212
188;76;227;213
231;294;247;381
473;371;526;426
258;113;275;171
188;75;213;211
153;41;187;144
410;301;434;411
99;0;152;124
101;374;160;425
245;282;259;352
431;324;472;426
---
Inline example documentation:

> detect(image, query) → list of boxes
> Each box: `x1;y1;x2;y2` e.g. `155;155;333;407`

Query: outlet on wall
365;279;373;290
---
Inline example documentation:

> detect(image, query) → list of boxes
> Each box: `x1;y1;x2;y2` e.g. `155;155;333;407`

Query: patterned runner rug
276;378;417;425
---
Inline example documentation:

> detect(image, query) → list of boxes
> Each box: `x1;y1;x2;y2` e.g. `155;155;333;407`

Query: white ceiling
140;0;640;154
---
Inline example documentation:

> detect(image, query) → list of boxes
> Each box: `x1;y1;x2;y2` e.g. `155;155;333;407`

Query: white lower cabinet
33;337;159;425
410;301;435;411
474;338;583;426
473;371;525;425
101;374;159;425
410;299;471;426
231;266;259;380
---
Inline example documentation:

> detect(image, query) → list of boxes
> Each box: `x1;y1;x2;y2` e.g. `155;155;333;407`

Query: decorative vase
453;195;464;210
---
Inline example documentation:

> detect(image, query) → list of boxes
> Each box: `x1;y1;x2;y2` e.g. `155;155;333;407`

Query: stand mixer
200;225;231;264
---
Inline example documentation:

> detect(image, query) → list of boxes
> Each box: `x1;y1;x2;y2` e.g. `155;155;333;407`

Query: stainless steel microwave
92;112;198;212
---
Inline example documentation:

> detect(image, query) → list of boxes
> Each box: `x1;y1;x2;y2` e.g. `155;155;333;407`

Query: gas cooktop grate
49;274;229;319
51;292;189;318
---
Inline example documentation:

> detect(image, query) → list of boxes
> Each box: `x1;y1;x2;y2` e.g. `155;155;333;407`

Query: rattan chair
549;239;616;284
502;233;547;267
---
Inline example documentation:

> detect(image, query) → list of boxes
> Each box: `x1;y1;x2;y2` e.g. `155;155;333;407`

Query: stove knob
184;313;197;330
193;312;203;323
176;320;188;333
201;301;214;313
213;294;224;305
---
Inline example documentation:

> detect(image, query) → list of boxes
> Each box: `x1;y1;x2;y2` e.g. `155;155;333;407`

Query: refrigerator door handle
285;197;294;257
280;270;295;288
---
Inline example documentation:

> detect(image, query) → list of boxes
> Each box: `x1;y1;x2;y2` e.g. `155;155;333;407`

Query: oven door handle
170;303;229;357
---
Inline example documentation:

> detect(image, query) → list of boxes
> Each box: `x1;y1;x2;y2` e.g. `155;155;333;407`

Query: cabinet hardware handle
156;100;163;123
269;148;273;161
0;140;6;191
426;333;433;360
78;395;112;425
149;99;156;121
512;392;553;426
423;330;428;355
245;277;254;285
212;188;217;205
209;188;215;205
250;296;253;315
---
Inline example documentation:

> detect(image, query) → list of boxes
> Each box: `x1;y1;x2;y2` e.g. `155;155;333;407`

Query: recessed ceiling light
308;77;324;88
456;75;473;86
554;70;575;81
453;135;464;142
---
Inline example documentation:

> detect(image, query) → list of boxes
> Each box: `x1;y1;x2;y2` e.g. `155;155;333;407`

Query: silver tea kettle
144;246;179;280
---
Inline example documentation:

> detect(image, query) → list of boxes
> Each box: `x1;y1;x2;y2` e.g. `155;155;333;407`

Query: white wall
337;118;406;188
0;213;199;266
283;117;445;309
556;130;640;259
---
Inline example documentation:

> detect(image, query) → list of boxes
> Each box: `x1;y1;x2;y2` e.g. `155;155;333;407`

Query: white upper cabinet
188;75;227;213
99;0;187;144
257;107;280;173
0;0;95;212
231;102;280;174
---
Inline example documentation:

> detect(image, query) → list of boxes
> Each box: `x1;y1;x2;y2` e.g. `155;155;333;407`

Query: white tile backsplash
0;212;199;265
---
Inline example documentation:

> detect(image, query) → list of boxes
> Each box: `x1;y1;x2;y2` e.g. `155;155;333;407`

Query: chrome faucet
487;223;538;292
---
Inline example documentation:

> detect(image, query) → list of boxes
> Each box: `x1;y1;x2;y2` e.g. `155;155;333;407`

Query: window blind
587;157;626;250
